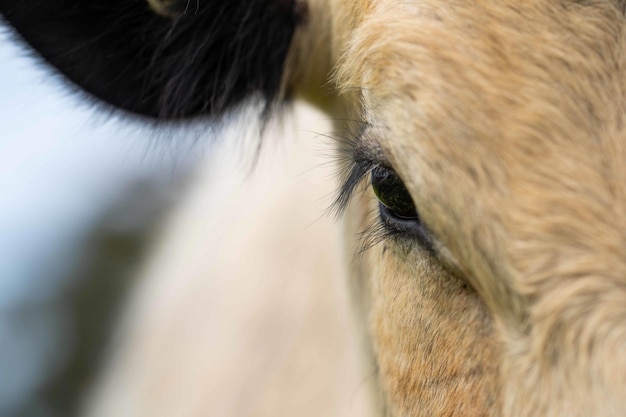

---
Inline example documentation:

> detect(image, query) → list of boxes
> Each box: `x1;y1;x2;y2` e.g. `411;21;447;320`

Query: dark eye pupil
371;166;418;220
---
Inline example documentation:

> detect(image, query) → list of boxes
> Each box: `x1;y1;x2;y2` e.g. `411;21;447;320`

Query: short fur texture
3;0;626;416
330;1;626;416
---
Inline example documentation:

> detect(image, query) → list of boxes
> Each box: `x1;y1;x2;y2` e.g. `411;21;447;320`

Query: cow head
2;1;625;415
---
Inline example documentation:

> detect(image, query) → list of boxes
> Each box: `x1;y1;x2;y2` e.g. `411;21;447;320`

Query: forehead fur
337;0;626;281
339;1;626;119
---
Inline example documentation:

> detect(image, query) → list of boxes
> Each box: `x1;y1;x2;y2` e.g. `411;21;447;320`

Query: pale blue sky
0;30;205;305
0;30;204;415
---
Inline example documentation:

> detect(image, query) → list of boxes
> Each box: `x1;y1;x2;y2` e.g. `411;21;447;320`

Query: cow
1;1;625;416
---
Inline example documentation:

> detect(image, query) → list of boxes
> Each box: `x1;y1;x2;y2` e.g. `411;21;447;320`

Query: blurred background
1;28;374;417
0;31;205;417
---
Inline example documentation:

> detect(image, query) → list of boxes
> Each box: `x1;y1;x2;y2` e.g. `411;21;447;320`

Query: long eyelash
331;156;373;217
324;119;400;254
329;121;375;218
356;209;394;255
326;123;394;254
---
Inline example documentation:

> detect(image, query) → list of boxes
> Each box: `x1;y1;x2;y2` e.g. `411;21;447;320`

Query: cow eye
371;166;419;222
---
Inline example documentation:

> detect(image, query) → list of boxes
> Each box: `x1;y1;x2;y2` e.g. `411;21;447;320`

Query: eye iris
371;166;418;219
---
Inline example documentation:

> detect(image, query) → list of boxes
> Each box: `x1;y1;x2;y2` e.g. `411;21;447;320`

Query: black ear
0;0;303;120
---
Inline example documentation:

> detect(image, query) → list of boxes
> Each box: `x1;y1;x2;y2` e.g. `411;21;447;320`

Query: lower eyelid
378;203;432;246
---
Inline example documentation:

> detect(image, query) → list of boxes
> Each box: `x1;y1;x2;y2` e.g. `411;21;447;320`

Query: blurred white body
87;104;374;417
